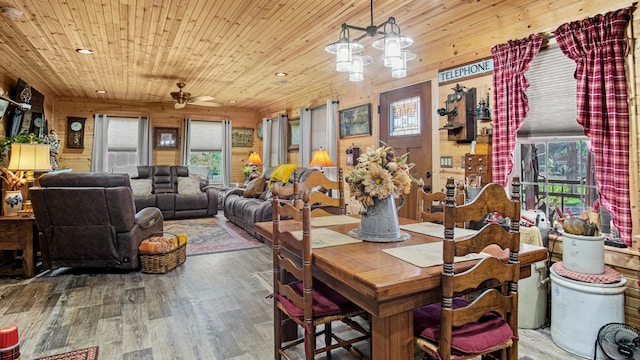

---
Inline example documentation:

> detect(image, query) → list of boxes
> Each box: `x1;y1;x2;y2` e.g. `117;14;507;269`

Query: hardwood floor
0;243;583;359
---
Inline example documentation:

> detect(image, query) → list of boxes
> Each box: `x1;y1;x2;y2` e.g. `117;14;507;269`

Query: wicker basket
139;233;186;274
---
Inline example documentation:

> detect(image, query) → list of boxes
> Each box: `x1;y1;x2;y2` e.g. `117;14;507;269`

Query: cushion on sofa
267;164;299;188
244;176;266;198
177;174;202;195
130;178;153;196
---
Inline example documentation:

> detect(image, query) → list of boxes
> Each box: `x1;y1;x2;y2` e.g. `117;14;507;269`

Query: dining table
255;215;549;360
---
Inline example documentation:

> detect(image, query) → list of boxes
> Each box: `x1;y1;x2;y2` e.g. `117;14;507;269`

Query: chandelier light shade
349;55;365;82
326;0;414;81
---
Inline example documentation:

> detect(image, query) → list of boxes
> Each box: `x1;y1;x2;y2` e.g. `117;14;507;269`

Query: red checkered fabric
490;35;542;186
553;8;632;245
552;261;622;284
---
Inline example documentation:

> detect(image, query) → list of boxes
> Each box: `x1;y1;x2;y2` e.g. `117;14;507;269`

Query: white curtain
299;108;312;166
91;114;109;172
277;114;287;164
181;118;192;165
222;120;232;185
137;116;152;165
262;118;272;167
324;100;338;180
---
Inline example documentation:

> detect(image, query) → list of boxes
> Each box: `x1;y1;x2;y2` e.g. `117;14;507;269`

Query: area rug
35;346;98;360
164;215;263;256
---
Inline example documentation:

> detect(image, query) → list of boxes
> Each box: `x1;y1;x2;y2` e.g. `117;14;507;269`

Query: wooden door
379;81;432;220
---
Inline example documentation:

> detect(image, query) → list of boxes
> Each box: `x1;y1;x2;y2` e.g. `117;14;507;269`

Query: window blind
108;117;138;150
190;120;223;151
519;43;584;137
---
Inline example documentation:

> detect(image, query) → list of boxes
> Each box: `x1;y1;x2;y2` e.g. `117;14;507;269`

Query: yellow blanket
268;164;300;188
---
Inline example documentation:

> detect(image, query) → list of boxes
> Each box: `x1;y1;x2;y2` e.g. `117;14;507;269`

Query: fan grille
596;323;640;360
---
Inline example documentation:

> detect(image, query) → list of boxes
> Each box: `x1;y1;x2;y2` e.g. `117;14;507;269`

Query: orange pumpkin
139;236;173;253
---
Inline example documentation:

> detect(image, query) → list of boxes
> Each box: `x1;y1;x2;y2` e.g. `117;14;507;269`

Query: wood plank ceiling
0;0;624;110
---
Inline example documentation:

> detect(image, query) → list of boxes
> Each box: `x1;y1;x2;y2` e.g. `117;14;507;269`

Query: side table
0;215;38;278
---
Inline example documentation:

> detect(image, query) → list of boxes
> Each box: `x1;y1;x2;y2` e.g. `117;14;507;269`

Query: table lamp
8;142;52;215
245;152;263;181
309;147;335;173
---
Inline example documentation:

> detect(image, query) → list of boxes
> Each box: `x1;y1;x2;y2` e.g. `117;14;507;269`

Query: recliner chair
30;172;164;271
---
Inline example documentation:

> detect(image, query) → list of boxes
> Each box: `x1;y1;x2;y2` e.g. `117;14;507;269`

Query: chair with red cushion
414;176;521;360
271;190;369;359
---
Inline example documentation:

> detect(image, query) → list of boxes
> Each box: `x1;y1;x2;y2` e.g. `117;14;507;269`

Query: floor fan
595;323;640;359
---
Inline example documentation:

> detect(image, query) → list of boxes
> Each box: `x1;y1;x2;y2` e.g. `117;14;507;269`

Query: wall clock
67;117;86;148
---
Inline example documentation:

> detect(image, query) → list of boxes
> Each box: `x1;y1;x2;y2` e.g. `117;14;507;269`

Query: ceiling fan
170;82;222;109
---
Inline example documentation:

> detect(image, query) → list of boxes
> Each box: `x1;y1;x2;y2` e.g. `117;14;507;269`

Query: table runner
290;228;362;248
310;215;361;227
383;242;487;268
400;222;478;238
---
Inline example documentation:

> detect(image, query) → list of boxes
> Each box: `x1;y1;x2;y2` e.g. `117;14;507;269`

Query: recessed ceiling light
275;72;288;77
229;100;238;104
96;90;107;94
75;48;94;55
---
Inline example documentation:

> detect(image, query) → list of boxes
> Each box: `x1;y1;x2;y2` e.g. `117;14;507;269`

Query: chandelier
325;0;415;82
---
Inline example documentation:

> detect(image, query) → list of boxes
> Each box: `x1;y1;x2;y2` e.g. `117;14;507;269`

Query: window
188;120;223;183
310;105;327;152
515;139;598;223
288;118;300;151
106;117;139;171
390;96;420;136
515;43;611;233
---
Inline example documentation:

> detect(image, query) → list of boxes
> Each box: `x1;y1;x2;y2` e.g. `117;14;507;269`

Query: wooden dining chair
417;189;464;224
414;176;521;360
298;168;346;217
417;190;447;223
271;190;370;359
273;168;346;220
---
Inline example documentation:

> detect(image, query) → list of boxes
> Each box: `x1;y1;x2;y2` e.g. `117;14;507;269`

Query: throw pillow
177;175;202;195
243;176;266;198
130;179;153;197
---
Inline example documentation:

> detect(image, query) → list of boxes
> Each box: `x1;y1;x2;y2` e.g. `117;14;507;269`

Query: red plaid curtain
553;8;632;245
490;35;542;186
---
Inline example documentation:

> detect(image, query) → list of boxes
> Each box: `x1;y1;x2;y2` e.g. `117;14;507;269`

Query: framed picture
154;127;179;149
340;103;371;138
288;118;300;151
232;127;254;147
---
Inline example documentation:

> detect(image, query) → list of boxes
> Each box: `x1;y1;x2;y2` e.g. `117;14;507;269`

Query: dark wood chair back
271;190;369;359
438;176;521;359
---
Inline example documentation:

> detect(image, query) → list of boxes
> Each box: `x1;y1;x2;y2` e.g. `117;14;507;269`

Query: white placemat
400;222;478;238
290;228;362;248
310;215;361;227
383;242;488;268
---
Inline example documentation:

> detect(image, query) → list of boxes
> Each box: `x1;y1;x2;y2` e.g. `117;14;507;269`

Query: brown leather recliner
30;172;164;271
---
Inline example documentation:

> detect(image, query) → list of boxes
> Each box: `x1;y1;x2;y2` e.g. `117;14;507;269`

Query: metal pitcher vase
351;194;410;242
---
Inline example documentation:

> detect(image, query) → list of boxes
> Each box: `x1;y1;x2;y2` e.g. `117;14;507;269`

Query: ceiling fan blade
174;102;186;109
190;95;215;102
191;101;223;107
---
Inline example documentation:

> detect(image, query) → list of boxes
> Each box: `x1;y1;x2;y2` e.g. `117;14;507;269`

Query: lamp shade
309;148;335;168
7;143;52;172
245;152;263;166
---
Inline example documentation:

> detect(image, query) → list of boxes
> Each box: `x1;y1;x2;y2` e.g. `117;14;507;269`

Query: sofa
124;165;218;220
224;165;318;237
30;172;164;270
